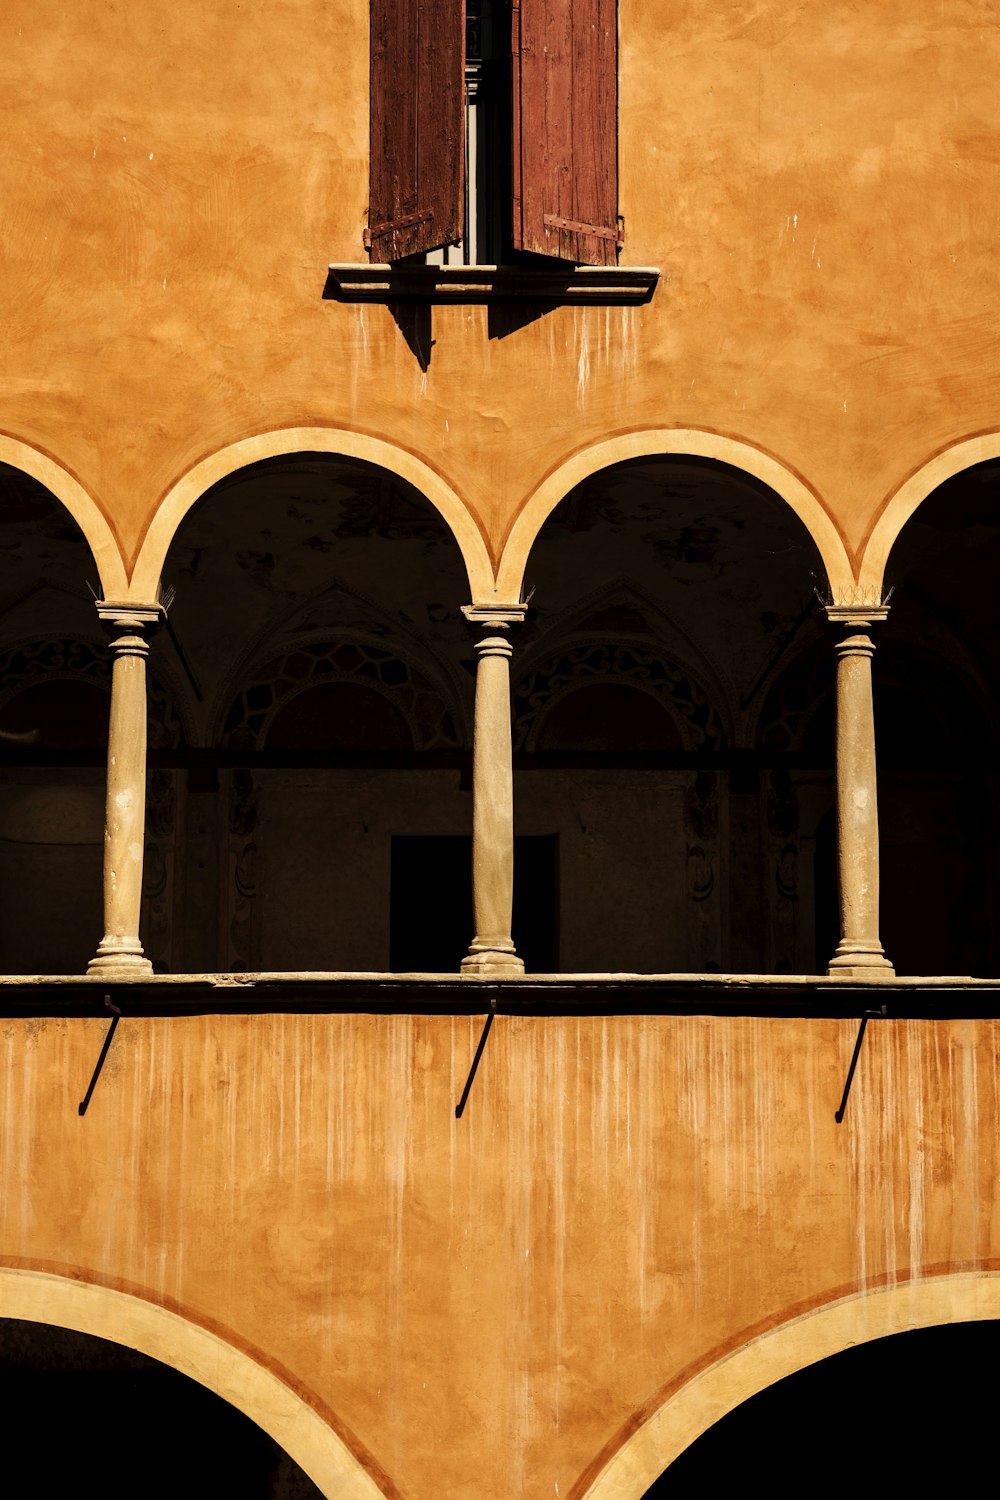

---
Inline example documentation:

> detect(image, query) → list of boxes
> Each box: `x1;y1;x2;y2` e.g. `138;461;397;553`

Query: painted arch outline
494;428;856;605
577;1271;1000;1499
859;431;1000;598
129;427;496;604
0;1265;390;1500
6;425;999;613
0;433;128;599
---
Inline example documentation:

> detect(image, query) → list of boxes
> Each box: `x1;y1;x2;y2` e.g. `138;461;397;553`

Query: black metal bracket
455;996;497;1119
835;1005;887;1123
78;995;122;1116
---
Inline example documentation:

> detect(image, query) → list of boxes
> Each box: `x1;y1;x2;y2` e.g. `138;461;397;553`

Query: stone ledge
326;263;660;304
0;970;997;1018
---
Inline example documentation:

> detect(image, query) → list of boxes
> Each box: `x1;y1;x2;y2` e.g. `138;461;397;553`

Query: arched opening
0;1318;324;1497
874;457;1000;975
534;682;683;753
516;455;827;973
133;426;493;603
265;680;413;751
642;1320;998;1492
0;462;145;973
496;427;851;605
159;452;474;971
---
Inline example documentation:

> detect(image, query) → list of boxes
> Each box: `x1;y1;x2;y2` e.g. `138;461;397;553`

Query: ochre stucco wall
4;4;1000;1493
2;1011;998;1497
2;1;999;574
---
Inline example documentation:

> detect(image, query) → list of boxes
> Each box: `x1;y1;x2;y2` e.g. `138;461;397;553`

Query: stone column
825;602;894;976
88;602;162;977
461;605;525;976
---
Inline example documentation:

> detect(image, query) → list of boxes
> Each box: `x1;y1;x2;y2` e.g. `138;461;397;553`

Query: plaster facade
1;1;1000;1494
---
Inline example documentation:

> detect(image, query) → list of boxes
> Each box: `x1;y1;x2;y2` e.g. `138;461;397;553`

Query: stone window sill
326;263;659;305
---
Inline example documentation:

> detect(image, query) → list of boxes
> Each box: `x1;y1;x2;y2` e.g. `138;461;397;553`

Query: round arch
578;1271;1000;1500
860;431;1000;597
129;427;495;603
494;428;854;604
0;433;128;598
0;1265;389;1500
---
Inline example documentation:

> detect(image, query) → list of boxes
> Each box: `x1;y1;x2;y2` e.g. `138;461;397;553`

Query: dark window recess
390;834;558;971
434;0;512;264
367;0;619;267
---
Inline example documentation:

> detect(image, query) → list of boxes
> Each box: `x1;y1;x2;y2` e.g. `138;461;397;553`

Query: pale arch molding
580;1271;1000;1499
494;429;854;604
0;433;127;598
0;1265;389;1500
130;427;495;603
860;432;1000;598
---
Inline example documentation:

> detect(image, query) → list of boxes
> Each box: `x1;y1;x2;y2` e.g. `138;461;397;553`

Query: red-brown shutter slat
512;0;619;267
368;0;465;262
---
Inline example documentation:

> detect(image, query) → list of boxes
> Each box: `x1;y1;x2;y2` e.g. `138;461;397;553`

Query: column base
827;941;894;978
87;939;154;978
462;939;525;977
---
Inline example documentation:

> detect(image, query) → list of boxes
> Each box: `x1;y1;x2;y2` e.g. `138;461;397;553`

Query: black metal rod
835;1015;868;1123
455;1008;495;1119
78;1013;120;1116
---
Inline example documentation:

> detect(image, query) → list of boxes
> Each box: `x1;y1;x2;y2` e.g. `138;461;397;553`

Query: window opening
425;0;510;266
366;0;621;269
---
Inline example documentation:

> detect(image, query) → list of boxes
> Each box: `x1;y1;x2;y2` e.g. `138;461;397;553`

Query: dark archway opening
644;1319;999;1492
0;465;115;973
0;1319;323;1498
519;455;826;973
162;454;474;972
878;457;1000;975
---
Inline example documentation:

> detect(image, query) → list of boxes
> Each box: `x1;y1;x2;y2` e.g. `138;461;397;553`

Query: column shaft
88;606;160;976
462;615;524;975
827;625;893;975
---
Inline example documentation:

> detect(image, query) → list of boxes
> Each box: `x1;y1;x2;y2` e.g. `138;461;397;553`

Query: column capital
461;601;528;629
94;599;164;631
824;589;891;628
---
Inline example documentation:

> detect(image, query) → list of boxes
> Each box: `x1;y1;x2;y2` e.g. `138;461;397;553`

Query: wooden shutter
512;0;620;267
367;0;465;262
